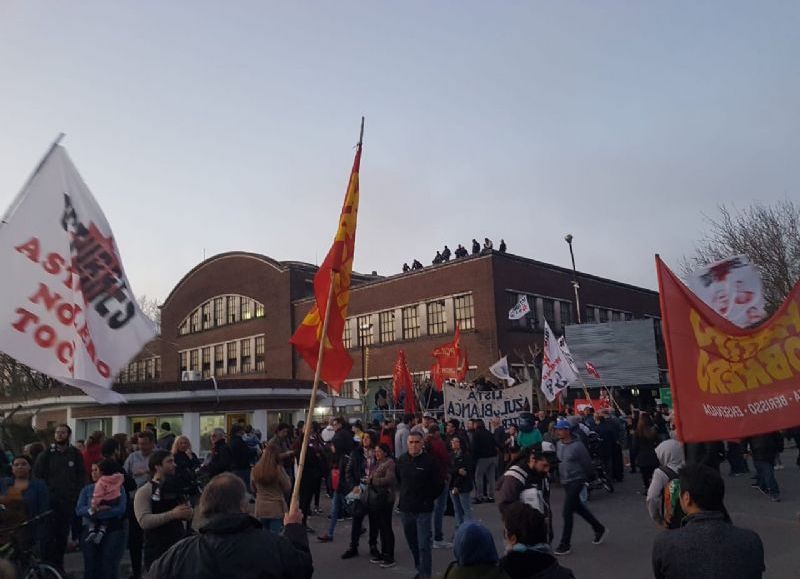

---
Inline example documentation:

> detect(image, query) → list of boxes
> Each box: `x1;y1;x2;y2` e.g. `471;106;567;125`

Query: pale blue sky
1;2;798;302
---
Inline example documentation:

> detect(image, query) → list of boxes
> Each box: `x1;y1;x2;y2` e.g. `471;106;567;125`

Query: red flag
289;143;362;392
656;255;800;442
585;361;601;380
431;325;466;390
392;350;416;414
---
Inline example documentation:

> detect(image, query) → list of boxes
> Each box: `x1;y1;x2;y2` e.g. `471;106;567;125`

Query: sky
1;2;798;302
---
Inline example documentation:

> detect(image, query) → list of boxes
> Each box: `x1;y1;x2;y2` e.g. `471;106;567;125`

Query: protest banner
0;141;157;403
444;381;534;427
657;255;800;442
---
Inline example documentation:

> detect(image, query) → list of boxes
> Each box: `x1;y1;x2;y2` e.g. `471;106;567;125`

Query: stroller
585;432;614;496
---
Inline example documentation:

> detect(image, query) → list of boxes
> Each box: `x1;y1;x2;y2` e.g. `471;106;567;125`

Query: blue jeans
754;460;780;497
327;491;344;536
259;518;283;534
433;485;449;542
452;491;473;531
81;526;128;579
400;511;432;577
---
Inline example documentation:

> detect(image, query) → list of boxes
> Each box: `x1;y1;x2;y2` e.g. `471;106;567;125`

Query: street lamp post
359;322;373;423
564;234;582;324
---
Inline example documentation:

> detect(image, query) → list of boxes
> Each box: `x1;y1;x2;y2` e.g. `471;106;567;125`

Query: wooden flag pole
290;269;336;513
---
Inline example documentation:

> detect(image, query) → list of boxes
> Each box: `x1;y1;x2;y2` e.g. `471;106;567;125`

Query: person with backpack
496;447;552;542
646;439;685;528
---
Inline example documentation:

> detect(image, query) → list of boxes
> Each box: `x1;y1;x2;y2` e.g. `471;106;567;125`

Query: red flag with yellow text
656;255;800;442
289;144;362;392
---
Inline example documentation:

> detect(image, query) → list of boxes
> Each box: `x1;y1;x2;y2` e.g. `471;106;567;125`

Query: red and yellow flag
289;142;362;392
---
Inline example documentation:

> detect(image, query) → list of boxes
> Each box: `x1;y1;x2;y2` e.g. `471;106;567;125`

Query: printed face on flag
0;146;156;403
508;294;531;320
686;255;766;328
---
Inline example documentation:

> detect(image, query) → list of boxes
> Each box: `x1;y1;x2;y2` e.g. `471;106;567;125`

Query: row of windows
178;295;266;336
342;293;475;349
118;357;161;384
179;335;266;378
507;293;573;333
584;306;633;324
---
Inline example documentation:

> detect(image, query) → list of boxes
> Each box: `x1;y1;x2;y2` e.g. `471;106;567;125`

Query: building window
214;297;225;327
255;336;265;371
179;352;188;373
155;357;161;379
190;349;199;372
214;345;225;376
427;300;447;336
542;299;555;328
624;312;633;321
560;301;573;327
255;301;265;318
226;341;238;374
584;306;596;323
454;294;475;331
201;347;211;378
611;311;621;322
145;358;155;380
118;367;128;383
190;309;201;333
128;362;137;381
227;296;240;324
402;306;419;340
240;338;252;373
379;311;395;343
599;309;609;323
357;316;373;347
343;322;353;349
178;319;190;336
202;302;212;330
241;299;253;322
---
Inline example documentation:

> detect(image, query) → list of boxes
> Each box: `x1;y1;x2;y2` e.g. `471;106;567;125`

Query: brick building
5;249;660;452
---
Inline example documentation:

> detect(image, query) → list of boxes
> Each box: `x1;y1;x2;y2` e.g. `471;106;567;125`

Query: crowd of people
0;403;792;578
402;237;508;272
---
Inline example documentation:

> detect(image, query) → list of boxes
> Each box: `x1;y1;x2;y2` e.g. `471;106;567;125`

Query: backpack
659;466;685;529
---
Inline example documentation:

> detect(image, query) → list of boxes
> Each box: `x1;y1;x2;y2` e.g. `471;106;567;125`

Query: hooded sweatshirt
439;522;507;579
646;439;684;525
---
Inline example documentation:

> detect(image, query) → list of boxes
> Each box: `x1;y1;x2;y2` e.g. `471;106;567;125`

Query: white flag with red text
540;320;579;402
0;144;157;403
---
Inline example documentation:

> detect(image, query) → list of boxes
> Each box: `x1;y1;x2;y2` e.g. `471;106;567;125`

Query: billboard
564;319;661;388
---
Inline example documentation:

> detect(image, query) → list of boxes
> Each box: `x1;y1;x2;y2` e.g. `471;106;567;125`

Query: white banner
508;294;531;320
0;144;157;403
541;320;579;402
686;255;766;328
444;381;534;427
489;355;516;386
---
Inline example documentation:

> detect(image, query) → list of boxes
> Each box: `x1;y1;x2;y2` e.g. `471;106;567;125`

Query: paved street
65;456;799;578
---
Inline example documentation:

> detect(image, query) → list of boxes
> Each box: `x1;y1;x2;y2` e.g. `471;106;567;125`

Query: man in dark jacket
146;472;313;579
229;424;253;490
652;464;764;579
33;423;85;571
205;428;232;478
471;419;499;504
747;432;782;501
396;431;441;579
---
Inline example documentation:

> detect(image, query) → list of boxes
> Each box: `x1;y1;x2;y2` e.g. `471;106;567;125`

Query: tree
137;294;162;333
684;200;800;314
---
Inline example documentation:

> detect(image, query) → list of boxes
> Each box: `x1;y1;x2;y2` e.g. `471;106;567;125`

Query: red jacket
426;436;449;482
82;443;103;476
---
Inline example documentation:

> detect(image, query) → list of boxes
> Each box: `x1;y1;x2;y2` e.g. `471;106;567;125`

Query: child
86;461;124;544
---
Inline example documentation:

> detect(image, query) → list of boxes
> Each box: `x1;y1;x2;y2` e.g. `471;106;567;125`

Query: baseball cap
422;412;434;419
555;419;571;430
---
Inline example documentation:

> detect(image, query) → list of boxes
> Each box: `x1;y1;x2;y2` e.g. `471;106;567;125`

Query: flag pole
290;268;336;513
290;117;365;513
